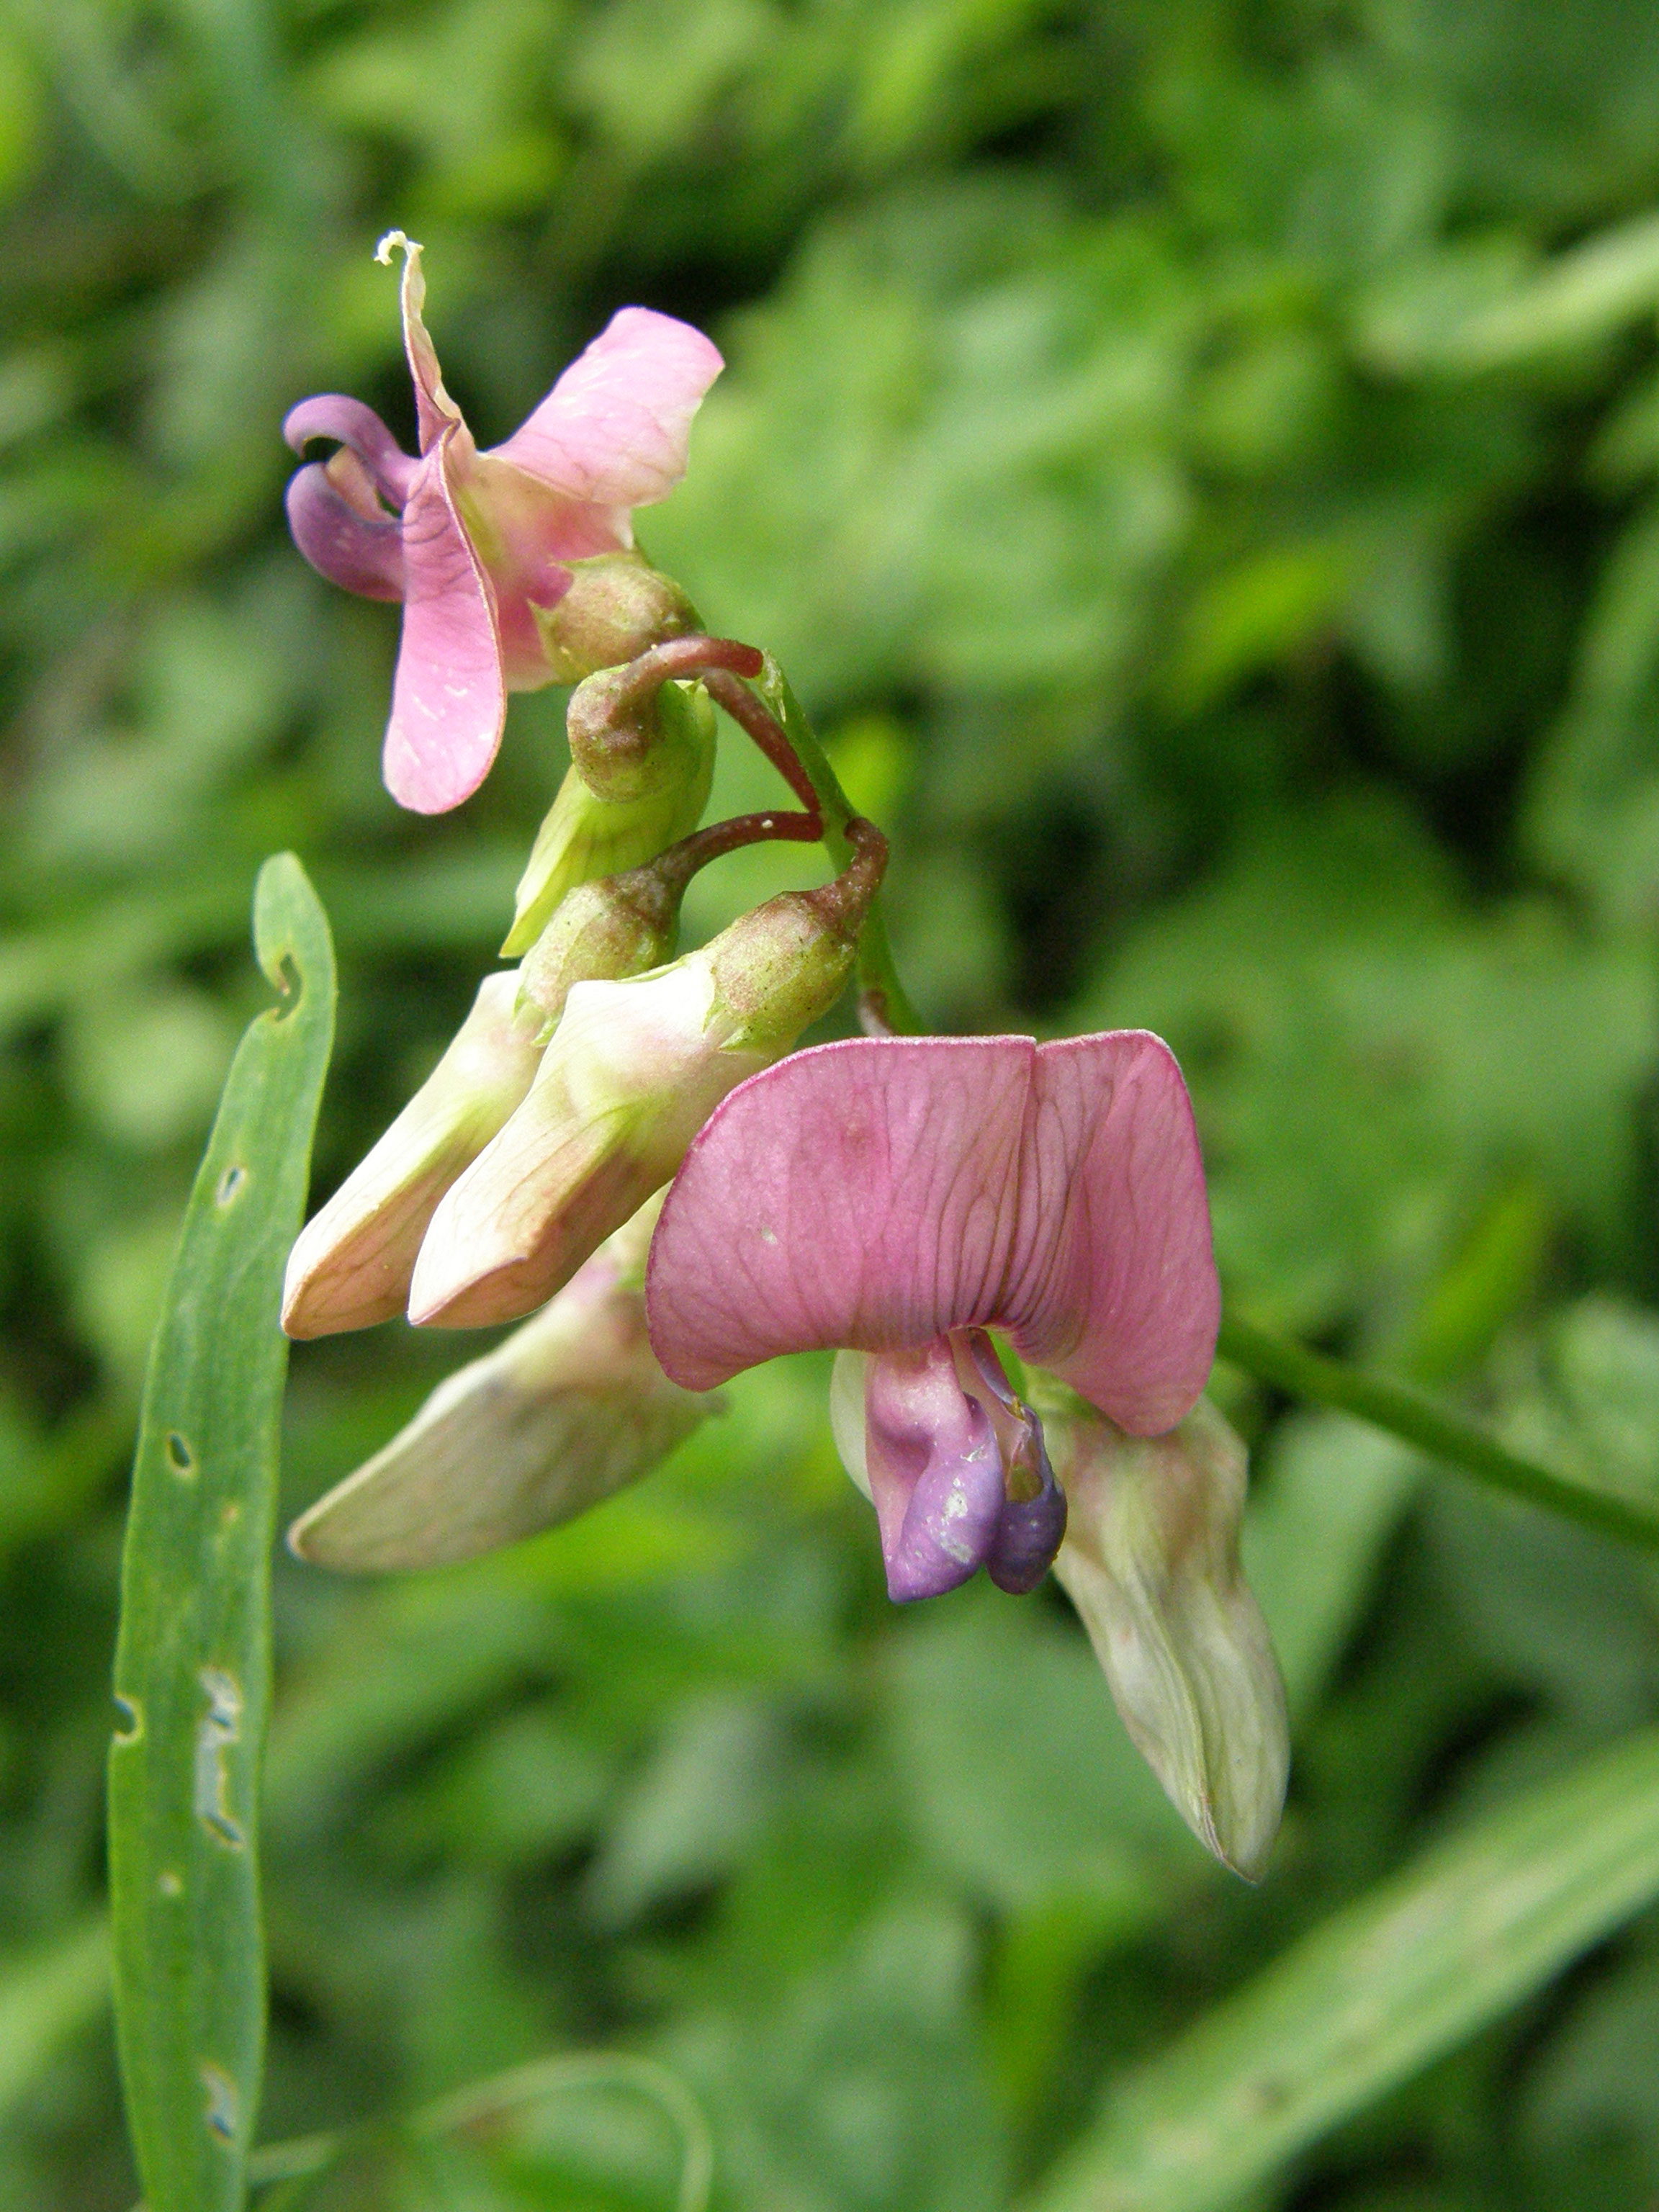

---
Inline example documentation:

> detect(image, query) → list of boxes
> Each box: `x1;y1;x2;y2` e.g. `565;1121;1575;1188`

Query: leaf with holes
108;854;335;2212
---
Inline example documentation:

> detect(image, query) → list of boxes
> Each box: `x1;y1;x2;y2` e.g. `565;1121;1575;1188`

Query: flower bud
288;1199;718;1571
703;816;888;1053
1043;1391;1289;1881
516;861;683;1033
282;971;544;1339
530;550;701;685
408;832;884;1330
567;660;716;806
500;684;714;957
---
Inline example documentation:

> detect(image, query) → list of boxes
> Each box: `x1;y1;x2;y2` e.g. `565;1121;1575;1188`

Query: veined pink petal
285;464;404;601
647;1030;1218;1429
380;231;462;455
493;307;724;510
645;1037;1033;1392
454;451;630;685
1003;1033;1218;1435
384;435;505;813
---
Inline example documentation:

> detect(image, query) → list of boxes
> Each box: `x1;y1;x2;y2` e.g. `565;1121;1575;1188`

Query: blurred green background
7;0;1659;2204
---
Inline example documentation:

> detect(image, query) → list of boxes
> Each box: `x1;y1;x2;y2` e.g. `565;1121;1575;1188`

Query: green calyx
501;683;716;957
529;552;699;685
707;818;889;1053
516;864;683;1033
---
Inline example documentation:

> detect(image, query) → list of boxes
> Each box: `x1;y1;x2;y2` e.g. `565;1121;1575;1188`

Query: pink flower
645;1032;1219;1601
284;234;722;814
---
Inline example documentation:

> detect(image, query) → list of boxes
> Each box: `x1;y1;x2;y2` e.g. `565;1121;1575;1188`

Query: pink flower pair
283;244;1219;1623
285;233;721;814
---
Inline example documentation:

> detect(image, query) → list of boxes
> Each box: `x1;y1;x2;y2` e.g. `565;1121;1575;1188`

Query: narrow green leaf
109;854;336;2212
1217;1310;1659;1554
1027;1727;1659;2212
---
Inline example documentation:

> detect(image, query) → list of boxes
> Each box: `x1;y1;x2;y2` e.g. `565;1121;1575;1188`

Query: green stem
750;655;925;1034
243;2053;713;2212
1216;1309;1659;1554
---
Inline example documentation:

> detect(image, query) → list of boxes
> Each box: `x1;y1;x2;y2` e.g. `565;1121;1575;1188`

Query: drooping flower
645;1032;1220;1603
288;1199;717;1572
282;970;546;1339
284;233;722;814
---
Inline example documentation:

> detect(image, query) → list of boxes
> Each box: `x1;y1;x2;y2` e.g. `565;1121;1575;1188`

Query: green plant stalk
109;855;336;2212
754;655;923;1035
245;2052;713;2211
1216;1308;1659;1553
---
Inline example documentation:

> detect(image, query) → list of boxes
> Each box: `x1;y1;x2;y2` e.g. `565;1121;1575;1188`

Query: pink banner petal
646;1037;1033;1391
382;436;505;814
1004;1033;1218;1435
494;307;724;509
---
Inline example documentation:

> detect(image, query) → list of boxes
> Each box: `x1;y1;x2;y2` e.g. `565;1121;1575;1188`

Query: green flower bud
288;1198;719;1572
706;875;865;1053
529;551;700;685
517;862;683;1033
1043;1390;1290;1881
501;682;716;957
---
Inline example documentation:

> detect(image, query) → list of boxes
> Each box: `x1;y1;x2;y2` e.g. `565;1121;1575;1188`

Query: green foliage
4;0;1659;2208
109;858;335;2209
1031;1727;1659;2212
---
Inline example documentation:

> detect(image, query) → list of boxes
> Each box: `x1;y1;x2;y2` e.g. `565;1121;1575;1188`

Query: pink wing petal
1004;1032;1218;1436
383;435;505;814
646;1036;1033;1392
285;464;405;600
283;394;416;505
493;307;724;510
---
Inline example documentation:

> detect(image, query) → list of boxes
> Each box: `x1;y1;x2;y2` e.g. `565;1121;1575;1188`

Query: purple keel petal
285;464;405;601
493;307;724;509
646;1037;1034;1393
1005;1033;1219;1436
283;394;417;506
384;435;505;814
953;1329;1067;1593
865;1342;1004;1601
986;1467;1067;1593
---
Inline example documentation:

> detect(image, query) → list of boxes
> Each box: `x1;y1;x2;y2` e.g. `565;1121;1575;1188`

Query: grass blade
109;855;336;2212
1027;1726;1659;2212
